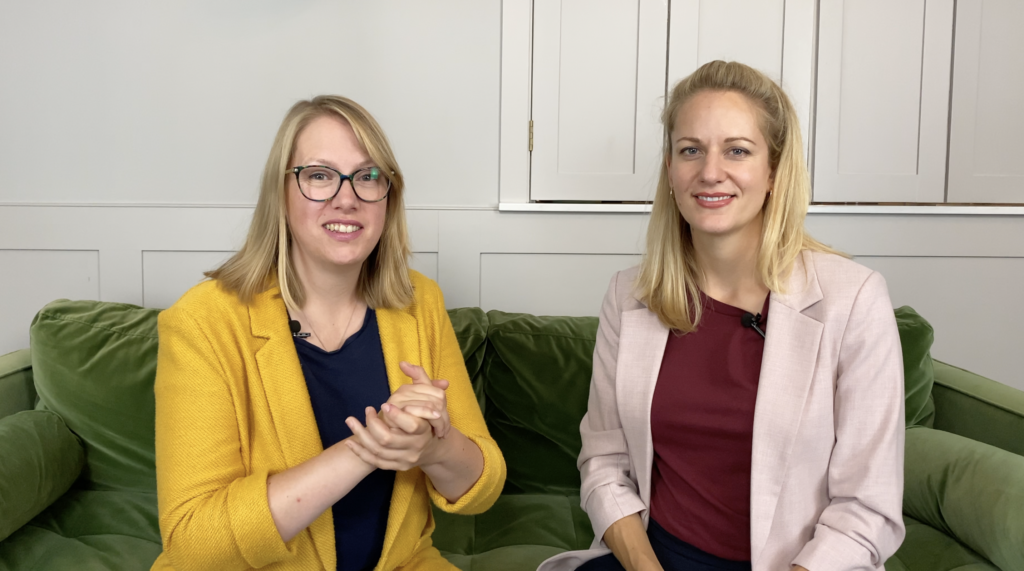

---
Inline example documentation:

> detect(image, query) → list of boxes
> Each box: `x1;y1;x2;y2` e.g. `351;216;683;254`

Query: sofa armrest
931;360;1024;457
0;349;35;420
903;426;1024;571
0;410;85;541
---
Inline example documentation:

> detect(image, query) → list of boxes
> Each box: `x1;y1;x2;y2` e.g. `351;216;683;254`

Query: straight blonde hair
637;61;839;332
207;96;413;310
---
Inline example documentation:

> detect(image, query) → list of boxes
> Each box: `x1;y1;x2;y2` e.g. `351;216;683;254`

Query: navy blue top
293;307;394;571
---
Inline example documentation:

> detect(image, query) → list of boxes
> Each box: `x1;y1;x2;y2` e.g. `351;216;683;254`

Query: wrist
418;431;451;469
334;437;376;475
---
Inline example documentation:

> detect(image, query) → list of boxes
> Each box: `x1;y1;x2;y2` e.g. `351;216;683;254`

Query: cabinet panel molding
668;0;785;85
947;0;1024;203
814;0;953;203
530;0;667;202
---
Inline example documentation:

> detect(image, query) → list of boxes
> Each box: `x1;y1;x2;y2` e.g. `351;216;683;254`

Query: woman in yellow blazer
152;96;505;571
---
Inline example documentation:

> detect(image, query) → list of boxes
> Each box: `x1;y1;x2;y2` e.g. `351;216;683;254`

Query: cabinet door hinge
529;120;534;152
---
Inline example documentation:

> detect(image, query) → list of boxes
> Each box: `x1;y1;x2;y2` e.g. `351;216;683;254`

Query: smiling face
667;90;773;246
286;114;387;276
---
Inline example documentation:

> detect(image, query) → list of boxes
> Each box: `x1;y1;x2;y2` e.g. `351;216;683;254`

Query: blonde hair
637;60;838;332
207;95;413;310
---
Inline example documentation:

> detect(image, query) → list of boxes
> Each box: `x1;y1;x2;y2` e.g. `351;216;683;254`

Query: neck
691;214;768;313
289;244;362;312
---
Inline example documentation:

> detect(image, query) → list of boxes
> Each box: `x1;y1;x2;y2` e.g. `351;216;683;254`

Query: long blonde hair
637;61;837;332
207;96;413;310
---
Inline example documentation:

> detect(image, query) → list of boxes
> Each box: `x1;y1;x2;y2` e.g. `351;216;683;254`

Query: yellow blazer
151;271;505;571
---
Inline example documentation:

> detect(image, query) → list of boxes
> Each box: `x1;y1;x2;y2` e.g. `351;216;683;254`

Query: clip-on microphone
289;319;311;338
741;312;766;339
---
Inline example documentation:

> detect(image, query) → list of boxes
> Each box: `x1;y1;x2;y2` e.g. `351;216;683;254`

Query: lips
695;193;735;208
323;222;361;233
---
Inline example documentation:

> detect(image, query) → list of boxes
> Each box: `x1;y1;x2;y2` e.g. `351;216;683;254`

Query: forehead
292;114;369;162
673;90;764;140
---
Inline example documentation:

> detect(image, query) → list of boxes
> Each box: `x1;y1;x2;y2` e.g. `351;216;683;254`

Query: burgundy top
649;292;769;562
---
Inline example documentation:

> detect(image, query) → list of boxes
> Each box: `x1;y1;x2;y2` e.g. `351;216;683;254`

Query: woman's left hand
344;404;443;471
382;361;451;438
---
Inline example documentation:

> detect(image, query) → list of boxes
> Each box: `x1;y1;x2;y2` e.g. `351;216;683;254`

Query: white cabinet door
947;0;1024;204
530;0;668;202
813;0;953;203
667;0;785;85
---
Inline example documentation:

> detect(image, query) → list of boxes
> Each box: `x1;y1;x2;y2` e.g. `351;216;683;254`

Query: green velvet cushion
448;308;490;413
29;300;161;493
0;350;35;420
894;306;936;428
481;311;598;495
0;410;84;542
887;515;999;571
903;426;1024;571
0;488;161;570
433;494;594;571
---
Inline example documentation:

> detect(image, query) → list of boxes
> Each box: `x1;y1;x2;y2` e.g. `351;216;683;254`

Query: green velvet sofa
1;300;1022;571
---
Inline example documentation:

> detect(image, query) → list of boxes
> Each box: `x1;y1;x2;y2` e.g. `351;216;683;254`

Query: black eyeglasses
287;165;392;203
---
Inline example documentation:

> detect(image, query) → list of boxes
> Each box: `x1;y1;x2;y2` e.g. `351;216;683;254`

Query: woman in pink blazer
540;61;905;571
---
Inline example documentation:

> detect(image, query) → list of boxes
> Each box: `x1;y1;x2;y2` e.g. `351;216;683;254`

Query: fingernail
432;411;440;418
382;403;391;413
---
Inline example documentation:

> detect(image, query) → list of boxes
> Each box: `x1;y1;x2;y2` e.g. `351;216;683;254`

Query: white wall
1;1;1022;392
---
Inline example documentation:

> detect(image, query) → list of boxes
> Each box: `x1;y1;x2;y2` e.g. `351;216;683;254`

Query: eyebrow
304;157;376;171
672;136;758;146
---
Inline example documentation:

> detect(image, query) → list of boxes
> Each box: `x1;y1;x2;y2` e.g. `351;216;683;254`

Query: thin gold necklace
299;300;360;352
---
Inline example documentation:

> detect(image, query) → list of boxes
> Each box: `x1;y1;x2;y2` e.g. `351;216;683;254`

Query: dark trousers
576;519;752;571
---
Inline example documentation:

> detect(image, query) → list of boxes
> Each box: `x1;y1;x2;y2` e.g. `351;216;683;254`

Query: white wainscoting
480;253;642;316
854;255;1024;389
2;205;1023;391
0;249;100;353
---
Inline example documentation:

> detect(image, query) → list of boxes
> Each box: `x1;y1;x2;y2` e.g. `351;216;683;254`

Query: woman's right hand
379;361;451;438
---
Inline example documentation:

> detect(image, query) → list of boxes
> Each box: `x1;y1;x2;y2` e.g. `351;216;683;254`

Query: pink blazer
540;251;905;571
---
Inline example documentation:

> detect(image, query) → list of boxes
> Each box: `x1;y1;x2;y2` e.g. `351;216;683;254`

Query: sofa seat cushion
885;515;997;571
0;488;160;571
434;494;594;571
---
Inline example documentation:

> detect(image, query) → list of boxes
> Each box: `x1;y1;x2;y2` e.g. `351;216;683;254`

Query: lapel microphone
741;312;766;339
289;319;311;338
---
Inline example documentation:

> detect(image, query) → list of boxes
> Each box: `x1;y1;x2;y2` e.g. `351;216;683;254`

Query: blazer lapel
249;286;334;568
374;306;422;568
617;307;670;509
749;253;824;561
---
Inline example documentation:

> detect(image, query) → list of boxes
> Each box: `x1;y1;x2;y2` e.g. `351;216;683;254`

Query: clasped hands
344;361;451;471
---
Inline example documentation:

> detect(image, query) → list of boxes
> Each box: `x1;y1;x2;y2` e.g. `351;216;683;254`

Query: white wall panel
947;0;1024;203
814;0;953;203
530;0;667;201
436;210;650;309
0;1;500;208
142;250;234;309
480;253;641;316
855;256;1024;391
409;252;438;283
0;250;99;355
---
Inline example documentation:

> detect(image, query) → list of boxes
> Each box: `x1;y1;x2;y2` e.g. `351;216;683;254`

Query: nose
699;153;725;184
330;177;359;210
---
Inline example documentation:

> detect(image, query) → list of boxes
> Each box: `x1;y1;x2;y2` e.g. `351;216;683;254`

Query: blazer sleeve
793;271;907;571
423;282;507;515
578;271;647;544
155;305;295;571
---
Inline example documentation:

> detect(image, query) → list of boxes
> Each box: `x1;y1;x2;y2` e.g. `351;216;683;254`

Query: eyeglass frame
286;164;393;203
